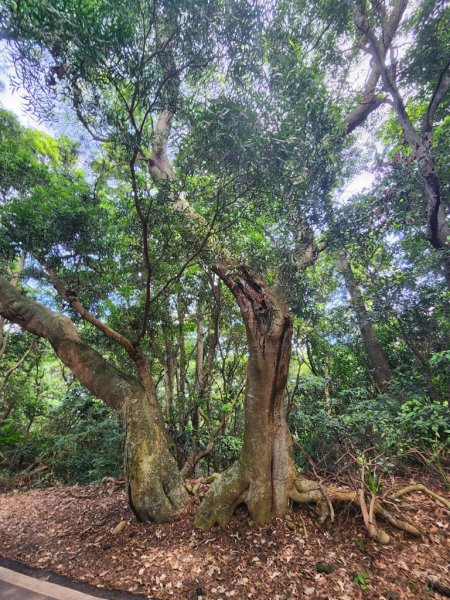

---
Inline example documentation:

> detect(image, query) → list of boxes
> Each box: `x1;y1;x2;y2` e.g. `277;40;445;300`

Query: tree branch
47;268;136;357
0;276;142;413
423;60;450;133
180;382;245;479
0;340;36;403
344;0;408;134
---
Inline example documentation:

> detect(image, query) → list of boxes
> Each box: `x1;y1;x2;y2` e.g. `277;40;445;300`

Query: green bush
289;376;450;471
47;386;124;484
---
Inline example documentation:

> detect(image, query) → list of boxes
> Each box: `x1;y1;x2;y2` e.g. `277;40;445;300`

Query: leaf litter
0;476;448;599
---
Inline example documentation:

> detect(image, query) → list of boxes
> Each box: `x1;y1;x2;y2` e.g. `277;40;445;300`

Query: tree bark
338;250;392;391
0;276;187;522
194;263;296;527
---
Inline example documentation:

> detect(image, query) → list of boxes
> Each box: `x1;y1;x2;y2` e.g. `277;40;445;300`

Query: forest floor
0;475;448;600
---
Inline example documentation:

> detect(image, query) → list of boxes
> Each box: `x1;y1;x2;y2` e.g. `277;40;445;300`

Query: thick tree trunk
338;250;392;391
0;276;187;522
195;264;297;528
125;383;188;523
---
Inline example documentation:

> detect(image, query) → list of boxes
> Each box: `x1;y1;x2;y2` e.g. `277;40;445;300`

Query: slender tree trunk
193;305;204;432
324;358;332;413
195;264;297;527
338;250;392;391
163;358;175;424
0;276;187;522
204;275;221;414
177;299;187;408
161;312;175;427
396;321;441;401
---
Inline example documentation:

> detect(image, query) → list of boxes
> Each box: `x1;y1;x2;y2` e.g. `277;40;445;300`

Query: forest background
0;0;448;529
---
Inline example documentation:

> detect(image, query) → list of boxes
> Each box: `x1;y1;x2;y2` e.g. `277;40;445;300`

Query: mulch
0;476;448;599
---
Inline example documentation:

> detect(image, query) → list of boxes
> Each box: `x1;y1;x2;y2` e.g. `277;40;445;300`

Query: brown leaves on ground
0;476;448;599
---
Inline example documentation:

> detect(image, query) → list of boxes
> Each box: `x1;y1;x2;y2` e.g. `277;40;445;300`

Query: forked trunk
195;264;296;528
145;109;299;527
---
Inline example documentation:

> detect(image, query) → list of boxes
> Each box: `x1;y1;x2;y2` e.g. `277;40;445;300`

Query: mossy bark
125;388;188;522
0;275;188;523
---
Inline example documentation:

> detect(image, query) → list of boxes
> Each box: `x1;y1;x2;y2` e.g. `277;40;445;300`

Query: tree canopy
0;0;448;539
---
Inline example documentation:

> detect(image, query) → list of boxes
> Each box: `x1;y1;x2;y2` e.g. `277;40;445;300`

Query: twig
293;438;335;523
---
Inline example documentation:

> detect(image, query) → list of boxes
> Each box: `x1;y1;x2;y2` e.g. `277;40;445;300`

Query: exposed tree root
290;477;330;523
194;465;446;542
194;463;248;528
375;504;422;538
290;475;423;540
197;470;405;539
389;484;450;510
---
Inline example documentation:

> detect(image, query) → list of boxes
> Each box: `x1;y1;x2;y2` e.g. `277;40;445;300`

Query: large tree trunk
338;250;392;391
195;264;297;528
0;276;187;522
125;376;188;523
146;110;302;527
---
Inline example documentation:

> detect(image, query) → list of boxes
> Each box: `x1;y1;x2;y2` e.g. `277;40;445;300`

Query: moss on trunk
125;389;189;523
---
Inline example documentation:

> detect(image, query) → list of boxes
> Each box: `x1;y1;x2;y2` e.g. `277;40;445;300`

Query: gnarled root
389;484;450;510
194;468;442;540
195;462;248;529
290;477;331;524
290;475;422;540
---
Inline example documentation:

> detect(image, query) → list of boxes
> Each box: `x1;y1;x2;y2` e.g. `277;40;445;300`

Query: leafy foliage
0;0;449;492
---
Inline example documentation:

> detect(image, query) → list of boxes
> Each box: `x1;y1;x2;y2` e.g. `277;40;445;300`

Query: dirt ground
0;476;448;599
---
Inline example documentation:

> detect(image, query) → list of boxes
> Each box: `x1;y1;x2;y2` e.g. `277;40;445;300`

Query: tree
338;248;392;392
0;0;448;539
1;0;304;526
343;0;450;282
0;110;187;521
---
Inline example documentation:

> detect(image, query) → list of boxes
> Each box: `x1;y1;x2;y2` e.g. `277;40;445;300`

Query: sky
0;40;377;202
0;42;52;133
